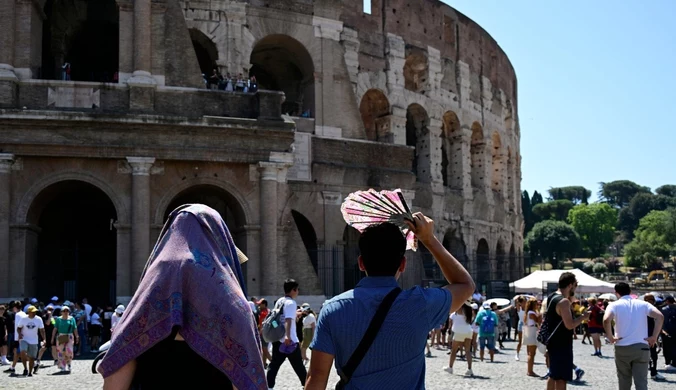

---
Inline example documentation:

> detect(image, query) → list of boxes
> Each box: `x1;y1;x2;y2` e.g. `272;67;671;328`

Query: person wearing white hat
111;305;125;331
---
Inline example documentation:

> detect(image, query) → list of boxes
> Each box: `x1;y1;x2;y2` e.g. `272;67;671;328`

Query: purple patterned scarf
98;204;266;389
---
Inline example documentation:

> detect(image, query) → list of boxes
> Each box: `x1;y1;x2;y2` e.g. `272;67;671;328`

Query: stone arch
189;28;219;77
491;132;504;194
17;171;128;224
26;180;118;303
41;0;119;82
470;122;486;189
290;210;319;275
496;239;507;279
443;228;467;266
476;238;490;287
403;48;428;93
441;111;462;189
509;242;518;281
406;104;430;181
360;89;391;142
249;34;315;117
154;178;253;227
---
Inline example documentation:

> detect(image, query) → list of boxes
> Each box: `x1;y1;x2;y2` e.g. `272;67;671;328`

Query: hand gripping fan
340;189;417;251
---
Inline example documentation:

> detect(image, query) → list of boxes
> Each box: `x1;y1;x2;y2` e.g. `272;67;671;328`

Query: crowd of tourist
202;68;259;93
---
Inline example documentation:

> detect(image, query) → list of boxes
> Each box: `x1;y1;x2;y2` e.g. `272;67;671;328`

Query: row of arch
360;89;516;196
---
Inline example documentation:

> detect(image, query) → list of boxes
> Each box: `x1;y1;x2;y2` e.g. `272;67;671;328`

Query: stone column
115;224;131;302
0;0;17;106
259;163;281;296
0;154;14;297
128;0;156;110
127;157;154;291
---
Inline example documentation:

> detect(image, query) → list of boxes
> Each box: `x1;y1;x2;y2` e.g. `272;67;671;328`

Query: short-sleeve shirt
281;297;299;343
474;310;499;337
54;317;77;334
303;313;316;329
310;276;452;389
14;311;27;339
257;308;269;328
607;295;652;346
17;315;44;344
450;312;472;334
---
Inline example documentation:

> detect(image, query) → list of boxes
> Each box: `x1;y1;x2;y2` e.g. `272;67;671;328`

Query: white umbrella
485;298;511;307
598;293;617;301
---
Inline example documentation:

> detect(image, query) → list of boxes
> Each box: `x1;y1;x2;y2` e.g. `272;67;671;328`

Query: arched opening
443;229;467;267
190;29;219;77
507;147;515;210
476;238;490;287
41;0;119;82
250;35;315;117
164;185;248;285
442;111;462;189
291;210;318;275
403;49;428;93
28;181;117;305
509;243;517;281
496;240;507;279
360;89;391;142
406;104;430;181
343;226;362;291
470;122;485;189
491;132;504;194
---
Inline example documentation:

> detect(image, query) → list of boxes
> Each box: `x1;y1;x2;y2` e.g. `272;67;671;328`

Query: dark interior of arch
250;35;315;117
42;0;119;82
443;231;467;265
34;181;117;305
509;243;517;277
360;89;390;141
406;104;429;177
343;226;362;290
476;238;490;286
291;210;318;275
190;29;218;76
164;185;245;232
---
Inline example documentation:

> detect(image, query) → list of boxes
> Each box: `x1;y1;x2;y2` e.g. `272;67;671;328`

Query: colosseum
0;0;523;304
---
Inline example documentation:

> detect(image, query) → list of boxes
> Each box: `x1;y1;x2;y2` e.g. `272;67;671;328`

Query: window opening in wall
363;0;372;14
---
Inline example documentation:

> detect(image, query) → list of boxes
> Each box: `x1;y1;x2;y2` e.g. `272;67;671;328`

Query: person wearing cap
474;302;499;363
662;295;676;371
306;213;474;390
52;304;78;372
17;305;45;376
111;305;125;331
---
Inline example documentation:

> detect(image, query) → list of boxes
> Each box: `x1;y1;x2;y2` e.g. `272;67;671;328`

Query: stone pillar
117;1;134;84
259;163;281;295
244;226;261;296
0;0;18;106
115;224;131;302
0;154;14;297
127;157;154;291
128;0;156;110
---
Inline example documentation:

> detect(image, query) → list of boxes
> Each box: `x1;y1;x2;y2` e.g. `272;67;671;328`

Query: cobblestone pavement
1;339;675;389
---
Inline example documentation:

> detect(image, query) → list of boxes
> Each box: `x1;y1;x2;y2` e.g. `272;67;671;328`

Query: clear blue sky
446;0;676;201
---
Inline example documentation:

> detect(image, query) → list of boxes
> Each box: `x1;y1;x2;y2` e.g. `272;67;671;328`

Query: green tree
618;193;676;239
598;180;651;209
624;209;676;268
531;191;544;207
526;220;580;268
522;190;534;235
548;186;592;204
568;203;618;258
532;199;575;221
656;185;676;198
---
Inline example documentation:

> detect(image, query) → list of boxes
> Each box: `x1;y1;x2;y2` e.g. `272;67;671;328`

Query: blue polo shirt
310;276;452;389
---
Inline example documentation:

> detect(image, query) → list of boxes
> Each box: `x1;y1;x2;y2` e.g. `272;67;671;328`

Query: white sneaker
666;365;676;372
465;369;473;377
515;354;520;361
444;367;453;374
652;373;666;380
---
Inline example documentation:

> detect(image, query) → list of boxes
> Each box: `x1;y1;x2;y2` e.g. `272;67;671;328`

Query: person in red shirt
257;299;271;368
587;298;605;357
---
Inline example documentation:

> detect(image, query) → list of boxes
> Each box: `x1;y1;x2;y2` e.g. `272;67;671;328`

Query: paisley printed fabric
98;204;266;389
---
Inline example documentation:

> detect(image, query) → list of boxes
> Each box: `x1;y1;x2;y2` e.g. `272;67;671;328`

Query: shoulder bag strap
338;287;402;386
545;294;563;343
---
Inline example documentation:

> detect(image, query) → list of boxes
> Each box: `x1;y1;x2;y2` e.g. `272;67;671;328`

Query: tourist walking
587;298;605;357
643;294;666;381
301;304;316;365
514;295;527;361
475;302;499;362
661;295;676;371
266;279;307;389
603;282;664;390
17;305;45;376
523;298;540;376
98;204;266;389
5;301;27;375
110;305;124;332
543;272;590;390
52;305;77;373
305;214;474;389
444;301;474;376
0;305;8;365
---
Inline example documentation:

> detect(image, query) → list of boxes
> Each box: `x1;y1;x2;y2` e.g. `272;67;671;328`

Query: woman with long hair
444;301;474;376
587;298;605;357
300;304;316;365
98;204;266;389
514;295;526;361
524;298;541;377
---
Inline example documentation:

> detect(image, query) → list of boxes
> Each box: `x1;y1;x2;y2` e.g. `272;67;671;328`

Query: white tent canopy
510;269;616;294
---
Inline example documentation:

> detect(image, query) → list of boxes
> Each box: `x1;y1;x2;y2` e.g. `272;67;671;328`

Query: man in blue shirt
474;302;499;362
305;213;475;389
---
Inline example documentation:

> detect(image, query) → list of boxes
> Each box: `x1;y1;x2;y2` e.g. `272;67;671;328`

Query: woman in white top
111;305;125;332
300;305;316;364
523;298;541;377
444;301;474;377
514;295;527;361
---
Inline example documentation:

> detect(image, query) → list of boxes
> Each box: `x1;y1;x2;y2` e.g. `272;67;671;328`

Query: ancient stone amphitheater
0;0;523;304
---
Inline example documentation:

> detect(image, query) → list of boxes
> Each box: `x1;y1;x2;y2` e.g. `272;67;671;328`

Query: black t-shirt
6;312;15;338
0;315;6;336
546;293;573;348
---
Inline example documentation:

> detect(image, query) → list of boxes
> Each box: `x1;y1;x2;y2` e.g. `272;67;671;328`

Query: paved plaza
1;338;674;389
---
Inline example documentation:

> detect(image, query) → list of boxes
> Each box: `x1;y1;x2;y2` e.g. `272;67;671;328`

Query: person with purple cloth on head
98;204;267;390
